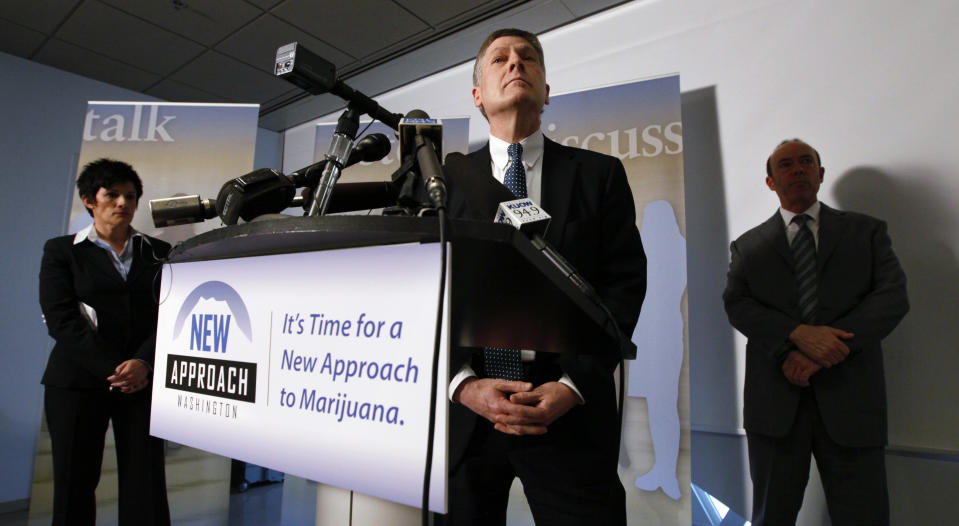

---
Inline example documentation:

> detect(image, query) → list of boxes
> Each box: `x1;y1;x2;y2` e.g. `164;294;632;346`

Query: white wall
284;1;959;522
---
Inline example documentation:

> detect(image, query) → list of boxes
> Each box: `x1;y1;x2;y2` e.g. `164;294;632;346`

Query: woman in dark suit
39;159;171;526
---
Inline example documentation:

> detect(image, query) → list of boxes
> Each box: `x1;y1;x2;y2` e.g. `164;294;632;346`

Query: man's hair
76;158;143;216
765;138;822;177
472;28;545;87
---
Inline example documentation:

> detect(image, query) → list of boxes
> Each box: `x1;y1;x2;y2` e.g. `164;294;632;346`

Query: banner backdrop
69;101;260;243
312;117;471;183
546;75;689;521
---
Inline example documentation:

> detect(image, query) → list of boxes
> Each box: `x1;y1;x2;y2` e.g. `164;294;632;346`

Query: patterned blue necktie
484;143;527;380
791;214;818;323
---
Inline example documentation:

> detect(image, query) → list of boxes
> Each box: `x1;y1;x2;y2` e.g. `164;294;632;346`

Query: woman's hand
107;359;151;393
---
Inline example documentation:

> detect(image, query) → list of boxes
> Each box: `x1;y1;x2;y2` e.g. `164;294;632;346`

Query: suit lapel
469;143;492;171
816;203;844;271
759;211;792;267
541;138;575;247
75;240;125;285
127;237;146;283
464;144;507;221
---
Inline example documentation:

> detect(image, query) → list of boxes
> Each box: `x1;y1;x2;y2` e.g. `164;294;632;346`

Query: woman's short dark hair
76;159;143;216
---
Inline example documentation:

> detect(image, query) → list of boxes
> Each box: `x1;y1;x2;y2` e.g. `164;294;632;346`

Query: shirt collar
779;200;821;227
73;223;141;246
489;130;544;173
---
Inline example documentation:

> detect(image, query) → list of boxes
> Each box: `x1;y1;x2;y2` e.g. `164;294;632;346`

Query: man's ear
544;83;550;106
472;86;483;109
765;176;776;191
81;195;96;210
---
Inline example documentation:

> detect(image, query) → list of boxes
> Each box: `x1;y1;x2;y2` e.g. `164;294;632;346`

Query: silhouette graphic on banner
629;200;686;500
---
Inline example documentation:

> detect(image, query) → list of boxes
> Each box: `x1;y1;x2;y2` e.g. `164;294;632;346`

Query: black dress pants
439;413;625;526
45;385;170;526
747;389;888;526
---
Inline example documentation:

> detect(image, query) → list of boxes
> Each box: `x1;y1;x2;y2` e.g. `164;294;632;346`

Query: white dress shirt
778;200;821;247
449;130;583;403
74;223;141;280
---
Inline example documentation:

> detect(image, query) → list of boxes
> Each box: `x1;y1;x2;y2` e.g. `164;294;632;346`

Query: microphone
150;195;217;227
275;42;403;129
308;106;360;216
148;135;394;228
288;132;392;188
148;169;297;227
398;110;443;162
216;168;297;225
494;197;598;298
495;198;551;238
398;110;446;209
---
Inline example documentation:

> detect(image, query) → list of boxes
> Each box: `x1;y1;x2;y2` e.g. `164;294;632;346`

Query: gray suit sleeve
825;220;908;351
723;238;801;361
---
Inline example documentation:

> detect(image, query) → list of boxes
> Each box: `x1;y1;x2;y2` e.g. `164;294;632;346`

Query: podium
152;214;633;524
168;215;632;355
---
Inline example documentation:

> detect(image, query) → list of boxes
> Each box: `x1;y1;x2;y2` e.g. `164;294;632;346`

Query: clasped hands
454;378;579;435
106;359;150;393
782;324;854;387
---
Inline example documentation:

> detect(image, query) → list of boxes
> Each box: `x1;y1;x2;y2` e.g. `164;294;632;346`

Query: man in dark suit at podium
441;28;646;526
724;139;908;525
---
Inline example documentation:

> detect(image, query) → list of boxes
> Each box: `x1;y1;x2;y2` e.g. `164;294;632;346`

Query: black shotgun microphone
494;197;599;299
151;169;296;226
149;134;394;227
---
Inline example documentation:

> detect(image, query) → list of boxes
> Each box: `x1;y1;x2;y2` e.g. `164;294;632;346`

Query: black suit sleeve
131;237;170;367
590;157;647;337
557;156;646;398
39;238;119;381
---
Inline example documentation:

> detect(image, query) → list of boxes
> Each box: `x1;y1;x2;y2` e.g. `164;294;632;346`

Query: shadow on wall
832;167;959;452
681;86;750;516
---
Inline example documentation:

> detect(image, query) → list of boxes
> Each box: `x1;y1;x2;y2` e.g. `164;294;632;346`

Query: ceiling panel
55;1;204;76
216;13;355;75
244;0;284;10
145;78;229;103
0;0;79;34
0;0;626;131
561;0;625;18
33;38;162;92
171;50;298;103
270;0;429;58
0;18;47;58
396;0;489;27
99;0;264;47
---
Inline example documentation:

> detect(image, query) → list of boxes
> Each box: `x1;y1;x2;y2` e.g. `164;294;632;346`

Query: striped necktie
791;214;818;323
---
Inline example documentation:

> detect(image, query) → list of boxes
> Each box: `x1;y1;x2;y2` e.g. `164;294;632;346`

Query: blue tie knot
504;142;527;198
792;214;810;226
508;142;523;162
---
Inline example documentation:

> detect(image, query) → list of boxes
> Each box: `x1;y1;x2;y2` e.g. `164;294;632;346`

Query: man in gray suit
724;139;908;525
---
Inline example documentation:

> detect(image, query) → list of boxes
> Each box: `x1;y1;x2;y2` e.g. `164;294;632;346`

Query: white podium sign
150;242;448;512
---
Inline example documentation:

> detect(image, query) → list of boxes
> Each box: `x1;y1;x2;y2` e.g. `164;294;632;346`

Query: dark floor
0;481;283;526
